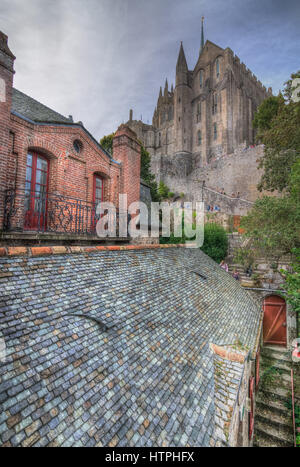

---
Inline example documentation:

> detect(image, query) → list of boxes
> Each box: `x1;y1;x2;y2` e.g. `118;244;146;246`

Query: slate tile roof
12;88;72;124
0;247;261;447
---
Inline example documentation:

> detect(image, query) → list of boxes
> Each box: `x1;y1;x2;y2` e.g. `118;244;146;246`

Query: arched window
212;94;218;115
199;70;204;88
216;58;220;79
197;101;201;122
197;130;202;146
24;152;49;231
213;123;217;140
93;174;103;206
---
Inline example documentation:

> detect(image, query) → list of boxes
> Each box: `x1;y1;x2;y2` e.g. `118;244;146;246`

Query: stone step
262;347;292;363
258;384;291;402
254;428;293;447
254;418;294;447
256;395;291;415
255;401;293;427
260;356;292;374
260;367;293;386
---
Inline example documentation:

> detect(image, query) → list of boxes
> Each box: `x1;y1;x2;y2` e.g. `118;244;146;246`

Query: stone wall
227;233;298;345
151;145;264;216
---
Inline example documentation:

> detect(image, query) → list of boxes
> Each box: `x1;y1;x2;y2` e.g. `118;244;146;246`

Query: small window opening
73;139;83;154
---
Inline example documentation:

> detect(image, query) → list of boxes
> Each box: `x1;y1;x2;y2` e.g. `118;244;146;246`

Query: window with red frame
94;175;103;207
24;152;49;230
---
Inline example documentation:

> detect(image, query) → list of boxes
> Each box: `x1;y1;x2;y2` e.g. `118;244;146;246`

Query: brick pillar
0;32;15;230
112;124;141;209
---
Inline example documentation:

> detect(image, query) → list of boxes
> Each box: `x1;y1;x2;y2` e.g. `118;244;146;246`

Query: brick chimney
113;124;141;209
0;32;15;229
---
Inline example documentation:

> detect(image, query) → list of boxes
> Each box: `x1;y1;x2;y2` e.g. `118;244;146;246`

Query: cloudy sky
1;0;299;139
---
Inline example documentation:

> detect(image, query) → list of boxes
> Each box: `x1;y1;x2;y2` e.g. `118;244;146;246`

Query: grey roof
12;88;72;124
11;88;114;161
0;248;261;447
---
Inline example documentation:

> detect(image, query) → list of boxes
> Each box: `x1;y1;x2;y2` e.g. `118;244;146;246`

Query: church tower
174;42;192;155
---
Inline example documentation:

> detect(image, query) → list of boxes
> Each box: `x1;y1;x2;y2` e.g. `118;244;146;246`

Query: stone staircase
227;262;262;287
254;346;299;447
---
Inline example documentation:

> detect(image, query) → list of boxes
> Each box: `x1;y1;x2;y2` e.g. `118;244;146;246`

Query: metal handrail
2;188;130;236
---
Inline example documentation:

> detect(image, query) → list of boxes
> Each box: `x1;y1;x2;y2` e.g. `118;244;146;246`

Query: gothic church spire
200;16;204;55
176;42;188;72
164;78;168;97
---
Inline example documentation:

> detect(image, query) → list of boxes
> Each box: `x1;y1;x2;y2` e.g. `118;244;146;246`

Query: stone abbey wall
151;144;265;216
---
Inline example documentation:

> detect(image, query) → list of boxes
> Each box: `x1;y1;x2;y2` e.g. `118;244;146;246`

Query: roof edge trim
1;243;187;258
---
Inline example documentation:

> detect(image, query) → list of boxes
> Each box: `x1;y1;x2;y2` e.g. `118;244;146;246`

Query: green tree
100;133;114;154
253;95;282;136
140;146;160;202
239;73;300;328
158;181;171;200
201;223;228;263
253;72;300;193
240;159;300;258
280;249;300;337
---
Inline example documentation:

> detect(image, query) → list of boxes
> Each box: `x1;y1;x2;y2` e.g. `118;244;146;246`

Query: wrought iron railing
2;188;129;237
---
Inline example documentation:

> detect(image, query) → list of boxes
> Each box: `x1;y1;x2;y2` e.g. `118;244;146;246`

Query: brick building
0;32;141;244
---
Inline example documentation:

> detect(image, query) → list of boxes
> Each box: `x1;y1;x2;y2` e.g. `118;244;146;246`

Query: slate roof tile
0;248;261;446
12;88;71;124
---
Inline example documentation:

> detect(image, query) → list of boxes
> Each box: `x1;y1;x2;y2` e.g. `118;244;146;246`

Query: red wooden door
263;295;287;346
91;175;103;232
24;153;49;230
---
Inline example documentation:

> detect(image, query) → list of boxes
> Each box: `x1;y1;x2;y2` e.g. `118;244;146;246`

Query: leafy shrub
201;223;228;263
158;181;170;199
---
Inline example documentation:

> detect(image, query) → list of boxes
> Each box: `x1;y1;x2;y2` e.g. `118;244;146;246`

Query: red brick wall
0;32;15;229
4;119;142;233
0;33;141;235
8;117;121;205
113;124;141;209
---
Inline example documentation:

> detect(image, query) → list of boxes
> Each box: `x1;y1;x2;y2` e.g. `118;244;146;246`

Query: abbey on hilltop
127;18;272;166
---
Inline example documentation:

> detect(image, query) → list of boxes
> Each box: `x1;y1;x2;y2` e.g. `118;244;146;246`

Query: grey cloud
1;0;299;140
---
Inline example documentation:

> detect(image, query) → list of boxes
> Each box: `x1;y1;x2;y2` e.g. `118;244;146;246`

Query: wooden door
24;153;49;230
263;295;287;346
91;175;103;232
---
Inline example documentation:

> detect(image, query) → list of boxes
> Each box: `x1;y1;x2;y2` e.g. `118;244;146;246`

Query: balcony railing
2;188;129;237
